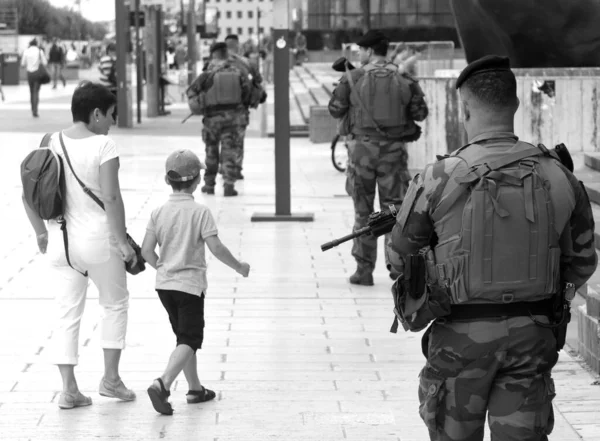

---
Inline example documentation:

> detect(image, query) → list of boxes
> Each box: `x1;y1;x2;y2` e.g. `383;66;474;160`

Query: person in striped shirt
98;44;117;91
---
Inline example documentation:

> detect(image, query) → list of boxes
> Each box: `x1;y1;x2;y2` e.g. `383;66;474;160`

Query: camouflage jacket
387;132;598;291
328;60;428;134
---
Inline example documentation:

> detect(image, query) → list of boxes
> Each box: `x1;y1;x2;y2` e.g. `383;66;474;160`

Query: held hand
118;241;137;266
237;262;250;278
36;232;48;254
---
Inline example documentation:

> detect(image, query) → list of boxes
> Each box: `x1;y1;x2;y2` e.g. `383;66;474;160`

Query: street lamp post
251;0;313;223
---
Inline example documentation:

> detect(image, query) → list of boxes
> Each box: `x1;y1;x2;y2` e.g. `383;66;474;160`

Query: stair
571;152;600;374
581;153;600;259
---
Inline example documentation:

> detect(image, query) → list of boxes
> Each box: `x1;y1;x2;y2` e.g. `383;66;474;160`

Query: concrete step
584;152;600;172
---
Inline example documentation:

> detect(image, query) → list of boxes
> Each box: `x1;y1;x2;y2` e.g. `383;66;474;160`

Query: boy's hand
237;262;250;277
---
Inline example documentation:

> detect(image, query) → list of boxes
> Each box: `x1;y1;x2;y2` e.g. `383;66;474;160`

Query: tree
17;0;107;40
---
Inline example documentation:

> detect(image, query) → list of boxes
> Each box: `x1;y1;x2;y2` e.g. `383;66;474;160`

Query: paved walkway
1;80;600;440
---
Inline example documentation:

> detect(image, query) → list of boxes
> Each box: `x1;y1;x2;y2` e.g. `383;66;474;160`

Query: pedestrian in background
226;34;264;181
48;38;67;89
142;149;250;415
21;82;137;409
21;38;48;118
328;30;429;286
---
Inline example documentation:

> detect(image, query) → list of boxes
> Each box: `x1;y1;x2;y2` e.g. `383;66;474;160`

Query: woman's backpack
21;133;64;220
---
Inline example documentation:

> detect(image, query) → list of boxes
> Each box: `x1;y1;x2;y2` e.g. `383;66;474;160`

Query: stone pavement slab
0;131;599;441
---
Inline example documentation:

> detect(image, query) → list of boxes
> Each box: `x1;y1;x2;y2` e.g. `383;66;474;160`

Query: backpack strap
435;142;550;218
345;63;388;138
39;133;53;148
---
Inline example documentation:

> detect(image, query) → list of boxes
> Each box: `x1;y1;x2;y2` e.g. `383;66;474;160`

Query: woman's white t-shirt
50;133;119;264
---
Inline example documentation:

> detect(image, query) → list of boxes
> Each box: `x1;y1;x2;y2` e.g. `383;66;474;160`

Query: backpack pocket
442;254;470;304
544;247;561;294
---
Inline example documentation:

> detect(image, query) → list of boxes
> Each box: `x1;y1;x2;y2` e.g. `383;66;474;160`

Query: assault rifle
321;205;399;251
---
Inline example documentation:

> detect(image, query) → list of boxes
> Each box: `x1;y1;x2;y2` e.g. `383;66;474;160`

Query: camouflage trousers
419;316;558;441
202;111;247;186
218;110;249;174
346;137;411;273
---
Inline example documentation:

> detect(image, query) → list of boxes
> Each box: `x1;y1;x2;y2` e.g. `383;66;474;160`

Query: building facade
205;0;275;42
307;0;454;30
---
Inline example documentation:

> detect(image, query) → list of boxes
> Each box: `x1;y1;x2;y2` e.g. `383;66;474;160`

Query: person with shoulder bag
20;82;142;410
328;30;429;286
387;55;598;440
20;38;50;118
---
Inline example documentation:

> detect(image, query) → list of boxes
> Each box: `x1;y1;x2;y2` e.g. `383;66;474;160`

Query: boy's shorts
157;289;205;352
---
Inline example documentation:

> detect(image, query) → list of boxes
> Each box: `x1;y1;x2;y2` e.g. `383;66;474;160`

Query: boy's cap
165;149;205;182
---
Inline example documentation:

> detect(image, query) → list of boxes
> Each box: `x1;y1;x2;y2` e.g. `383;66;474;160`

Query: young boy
141;149;250;415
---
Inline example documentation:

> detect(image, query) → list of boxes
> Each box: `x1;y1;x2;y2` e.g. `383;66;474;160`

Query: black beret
455;55;513;89
357;30;388;48
210;42;228;54
225;34;239;42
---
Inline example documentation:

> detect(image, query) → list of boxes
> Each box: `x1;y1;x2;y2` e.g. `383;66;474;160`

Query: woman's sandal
147;378;173;415
186;386;216;404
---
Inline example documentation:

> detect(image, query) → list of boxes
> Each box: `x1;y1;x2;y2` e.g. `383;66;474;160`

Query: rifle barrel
321;226;371;251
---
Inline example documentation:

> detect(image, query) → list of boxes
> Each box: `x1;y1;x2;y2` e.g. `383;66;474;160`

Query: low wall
406;72;600;171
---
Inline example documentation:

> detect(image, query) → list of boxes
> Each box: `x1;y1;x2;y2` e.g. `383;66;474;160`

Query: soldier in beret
387;55;597;440
328;29;429;286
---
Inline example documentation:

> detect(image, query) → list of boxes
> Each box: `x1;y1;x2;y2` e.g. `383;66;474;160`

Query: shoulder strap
40;133;52;148
435;142;550;217
345;64;388;138
58;132;106;211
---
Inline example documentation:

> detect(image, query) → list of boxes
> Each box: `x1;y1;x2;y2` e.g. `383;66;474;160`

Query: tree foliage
16;0;107;40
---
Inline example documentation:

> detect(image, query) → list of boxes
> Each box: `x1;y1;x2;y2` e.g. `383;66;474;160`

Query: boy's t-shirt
146;193;218;296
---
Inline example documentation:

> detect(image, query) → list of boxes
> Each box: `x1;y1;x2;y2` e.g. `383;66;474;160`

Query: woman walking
22;82;137;409
20;38;47;117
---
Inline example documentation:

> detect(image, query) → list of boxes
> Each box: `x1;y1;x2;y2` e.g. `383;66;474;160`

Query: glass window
248;27;254;34
226;11;232;18
226;27;232;35
259;26;264;34
237;27;243;35
237;11;242;18
248;10;253;18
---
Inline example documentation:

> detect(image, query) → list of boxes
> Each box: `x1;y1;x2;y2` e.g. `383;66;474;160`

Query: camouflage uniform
190;58;251;189
203;111;248;187
229;53;263;176
328;61;428;278
387;133;597;441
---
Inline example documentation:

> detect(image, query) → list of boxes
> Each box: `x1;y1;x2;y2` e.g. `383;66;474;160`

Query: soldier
188;42;251;197
387;55;597;440
328;30;428;286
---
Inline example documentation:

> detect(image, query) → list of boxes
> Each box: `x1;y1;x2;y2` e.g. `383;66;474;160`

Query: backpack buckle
502;293;515;303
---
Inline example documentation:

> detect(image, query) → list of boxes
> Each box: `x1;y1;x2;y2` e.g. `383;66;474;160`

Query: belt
445;298;554;321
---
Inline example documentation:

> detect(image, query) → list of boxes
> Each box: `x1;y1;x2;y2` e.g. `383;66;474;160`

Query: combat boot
224;184;238;197
201;185;215;195
349;269;374;286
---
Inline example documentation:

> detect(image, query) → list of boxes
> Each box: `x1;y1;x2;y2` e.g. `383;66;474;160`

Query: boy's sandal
147;378;173;415
186;386;216;403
